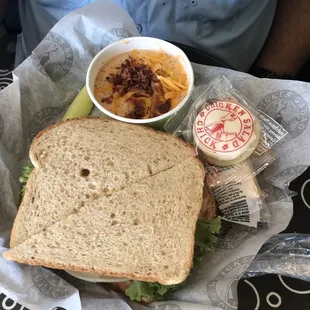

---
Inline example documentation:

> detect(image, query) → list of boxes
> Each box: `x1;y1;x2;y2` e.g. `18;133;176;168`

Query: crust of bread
29;117;196;167
199;184;217;220
3;251;188;285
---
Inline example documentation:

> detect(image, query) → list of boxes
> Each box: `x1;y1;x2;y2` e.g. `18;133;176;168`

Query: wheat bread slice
5;157;204;285
11;118;195;247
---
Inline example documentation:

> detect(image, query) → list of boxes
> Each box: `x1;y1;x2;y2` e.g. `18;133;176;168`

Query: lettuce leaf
125;217;221;302
19;162;34;198
194;217;221;265
125;281;179;303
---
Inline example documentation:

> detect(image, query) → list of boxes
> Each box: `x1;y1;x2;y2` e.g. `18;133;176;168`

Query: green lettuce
125;281;179;303
193;217;221;265
19;162;34;198
125;217;221;302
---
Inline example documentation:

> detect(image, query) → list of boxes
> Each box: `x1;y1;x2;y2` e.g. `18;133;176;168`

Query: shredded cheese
130;49;188;95
96;49;189;118
157;75;183;91
152;63;162;72
129;50;189;117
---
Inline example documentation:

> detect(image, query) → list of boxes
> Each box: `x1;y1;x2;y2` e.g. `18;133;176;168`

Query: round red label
194;100;254;153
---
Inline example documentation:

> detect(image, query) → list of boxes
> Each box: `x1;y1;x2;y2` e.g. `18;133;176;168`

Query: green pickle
62;85;93;120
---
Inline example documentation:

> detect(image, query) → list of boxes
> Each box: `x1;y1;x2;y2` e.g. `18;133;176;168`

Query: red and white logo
194;100;254;153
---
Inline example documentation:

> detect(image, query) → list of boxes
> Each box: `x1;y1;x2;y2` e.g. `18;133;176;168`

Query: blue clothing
17;0;277;71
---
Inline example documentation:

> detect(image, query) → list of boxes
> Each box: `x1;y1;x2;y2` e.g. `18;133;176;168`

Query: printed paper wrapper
0;1;309;309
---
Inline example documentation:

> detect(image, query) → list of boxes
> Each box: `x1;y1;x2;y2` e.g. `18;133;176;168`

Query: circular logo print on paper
101;28;132;48
30;107;65;140
31;32;74;81
270;165;308;201
207;256;254;310
258;90;309;139
31;267;76;300
195;100;254;152
216;223;258;250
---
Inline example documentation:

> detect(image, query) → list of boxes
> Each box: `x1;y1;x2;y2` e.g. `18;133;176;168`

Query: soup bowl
86;36;194;129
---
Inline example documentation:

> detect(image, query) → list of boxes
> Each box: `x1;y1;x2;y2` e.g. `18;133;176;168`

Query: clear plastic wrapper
165;76;289;182
206;160;270;228
165;76;289;227
243;234;310;282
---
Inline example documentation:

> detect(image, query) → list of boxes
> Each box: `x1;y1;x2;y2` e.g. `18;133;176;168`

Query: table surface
1;25;310;310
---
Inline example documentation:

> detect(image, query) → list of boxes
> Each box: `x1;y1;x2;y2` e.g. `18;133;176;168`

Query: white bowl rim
86;36;194;124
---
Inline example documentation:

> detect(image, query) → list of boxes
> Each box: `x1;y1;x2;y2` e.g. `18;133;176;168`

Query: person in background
1;0;310;80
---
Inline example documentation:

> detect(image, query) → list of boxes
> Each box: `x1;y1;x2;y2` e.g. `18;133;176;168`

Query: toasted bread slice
5;158;204;285
11;118;195;247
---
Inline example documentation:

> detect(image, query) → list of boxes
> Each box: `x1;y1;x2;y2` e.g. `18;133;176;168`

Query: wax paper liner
0;1;307;309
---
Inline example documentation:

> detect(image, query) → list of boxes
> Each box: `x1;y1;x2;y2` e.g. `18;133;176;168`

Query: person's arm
253;0;310;78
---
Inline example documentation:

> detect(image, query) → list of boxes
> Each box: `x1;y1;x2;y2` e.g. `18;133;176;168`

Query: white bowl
86;36;194;128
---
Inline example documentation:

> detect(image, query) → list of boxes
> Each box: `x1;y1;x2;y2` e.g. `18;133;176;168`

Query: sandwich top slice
10;118;195;247
4;157;204;285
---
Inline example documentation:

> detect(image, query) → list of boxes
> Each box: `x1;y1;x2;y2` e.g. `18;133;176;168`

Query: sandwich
4;118;220;303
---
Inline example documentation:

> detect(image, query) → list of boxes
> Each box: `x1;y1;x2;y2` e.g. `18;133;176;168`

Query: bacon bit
126;99;146;119
132;92;148;98
108;57;161;97
157;99;171;114
106;56;170;119
101;95;113;104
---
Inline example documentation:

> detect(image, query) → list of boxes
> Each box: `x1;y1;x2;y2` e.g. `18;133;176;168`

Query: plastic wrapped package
165;76;288;180
243;234;310;282
165;76;289;227
205;160;269;227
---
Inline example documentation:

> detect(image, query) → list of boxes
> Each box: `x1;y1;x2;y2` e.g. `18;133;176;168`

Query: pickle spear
62;85;93;120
